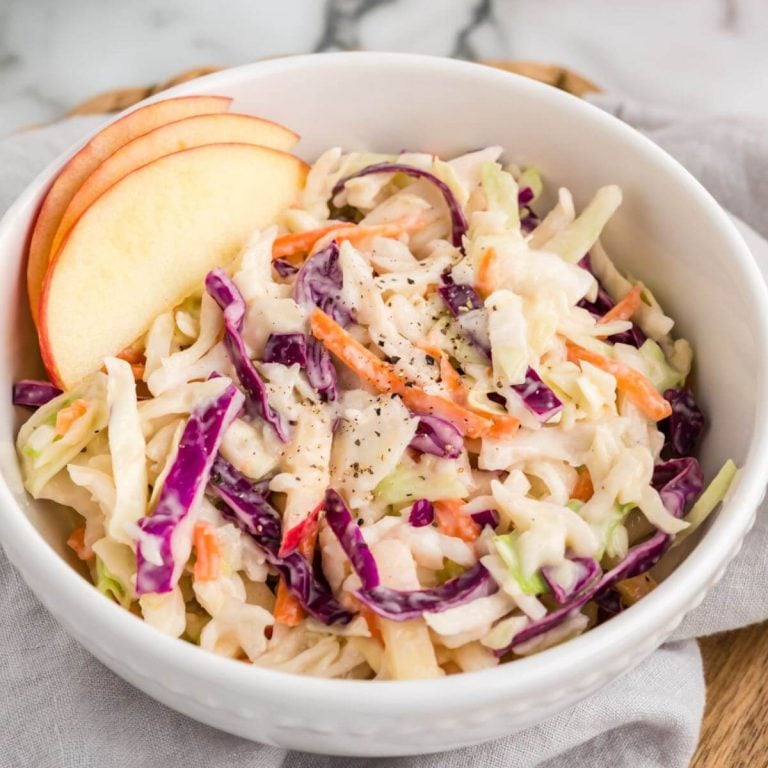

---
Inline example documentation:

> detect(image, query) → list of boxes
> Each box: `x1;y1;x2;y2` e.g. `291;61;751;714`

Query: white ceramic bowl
1;53;767;757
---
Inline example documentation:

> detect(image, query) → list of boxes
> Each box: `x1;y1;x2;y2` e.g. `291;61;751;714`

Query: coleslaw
14;146;737;679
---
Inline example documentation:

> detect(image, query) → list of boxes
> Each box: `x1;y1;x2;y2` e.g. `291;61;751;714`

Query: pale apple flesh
27;94;232;325
39;143;308;389
50;113;300;258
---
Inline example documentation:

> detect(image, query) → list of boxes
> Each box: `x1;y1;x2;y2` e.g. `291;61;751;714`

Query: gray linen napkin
1;100;766;768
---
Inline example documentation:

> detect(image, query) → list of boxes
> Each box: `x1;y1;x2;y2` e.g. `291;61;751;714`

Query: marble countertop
1;0;766;137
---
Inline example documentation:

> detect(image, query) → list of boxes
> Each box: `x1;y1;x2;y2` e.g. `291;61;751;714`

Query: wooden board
694;622;768;767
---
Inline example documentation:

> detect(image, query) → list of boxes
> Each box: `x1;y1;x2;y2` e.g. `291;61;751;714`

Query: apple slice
27;94;232;325
40;143;307;389
50;113;300;258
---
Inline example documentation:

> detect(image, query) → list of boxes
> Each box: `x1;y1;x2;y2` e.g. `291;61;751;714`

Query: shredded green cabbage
674;460;738;546
481;162;519;230
95;556;132;609
374;462;468;506
493;532;548;595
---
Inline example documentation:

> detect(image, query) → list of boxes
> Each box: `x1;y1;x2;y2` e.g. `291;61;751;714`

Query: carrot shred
310;308;492;438
484;415;521;440
193;521;222;582
280;502;322;558
571;467;594;502
434;499;481;543
55;399;88;436
357;602;383;643
272;222;356;260
66;524;93;561
599;284;643;325
475;247;497;297
273;581;304;627
116;346;145;365
439;355;467;401
566;343;672;421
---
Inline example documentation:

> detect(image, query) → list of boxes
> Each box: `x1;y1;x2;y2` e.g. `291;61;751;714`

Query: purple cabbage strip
518;187;535;206
356;562;497;621
272;258;299;278
652;457;704;519
438;280;561;420
577;255;646;348
324;489;381;590
294;241;355;327
495;530;669;654
136;383;244;595
409;499;435;527
595;588;624;621
509;368;563;421
409;414;463;459
470;508;500;529
438;282;491;358
12;379;62;408
263;332;338;402
541;557;601;605
662;389;706;458
210;458;352;625
331;162;468;248
205;269;289;442
520;207;540;233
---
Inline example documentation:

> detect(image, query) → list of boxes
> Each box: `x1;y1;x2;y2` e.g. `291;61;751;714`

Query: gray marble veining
0;0;766;137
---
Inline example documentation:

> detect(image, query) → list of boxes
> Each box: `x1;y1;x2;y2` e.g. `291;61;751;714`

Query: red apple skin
27;95;232;326
49;112;300;258
38;142;308;389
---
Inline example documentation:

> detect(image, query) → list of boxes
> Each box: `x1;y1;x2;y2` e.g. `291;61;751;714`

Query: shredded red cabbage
470;509;499;529
652;457;704;519
577;255;646;347
518;187;535;206
509;368;563;421
409;499;435;527
409;414;462;459
662;389;706;458
263;332;338;401
294;241;355;327
356;562;497;621
496;530;669;653
205;269;289;442
12;379;62;408
541;557;601;605
439;280;561;420
136;383;244;595
324;489;380;590
331;162;468;248
438;282;491;357
210;459;352;624
272;258;299;278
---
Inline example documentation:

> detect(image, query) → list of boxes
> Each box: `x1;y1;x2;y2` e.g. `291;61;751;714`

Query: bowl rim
1;51;767;710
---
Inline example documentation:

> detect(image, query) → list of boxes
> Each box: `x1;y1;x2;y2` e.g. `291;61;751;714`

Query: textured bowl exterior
1;53;767;757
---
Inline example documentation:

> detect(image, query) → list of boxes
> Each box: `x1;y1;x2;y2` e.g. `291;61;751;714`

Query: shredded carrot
434;499;481;543
280;502;322;558
357;602;383;643
475;247;497;297
599;284;643;325
571;467;594;502
484;415;521;440
274;503;323;625
318;219;419;252
116;346;145;365
310;308;492;438
55;399;88;436
273;581;304;627
566;343;672;421
66;524;93;561
439;355;466;401
414;336;443;361
272;222;356;260
193;521;222;582
616;572;656;605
